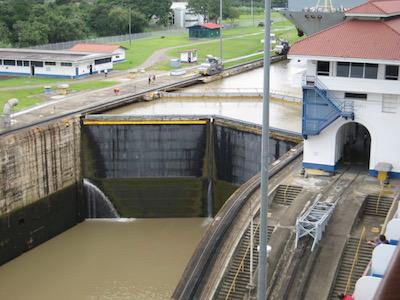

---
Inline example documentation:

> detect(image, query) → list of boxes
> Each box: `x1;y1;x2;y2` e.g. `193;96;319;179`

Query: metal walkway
295;201;336;251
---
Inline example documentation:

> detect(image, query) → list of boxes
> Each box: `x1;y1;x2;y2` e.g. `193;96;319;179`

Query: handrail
376;186;384;215
344;227;366;295
283;184;290;205
224;223;260;300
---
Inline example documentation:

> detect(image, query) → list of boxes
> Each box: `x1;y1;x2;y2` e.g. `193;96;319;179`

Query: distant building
188;23;222;39
0;48;113;78
70;43;127;62
171;2;203;28
289;0;400;178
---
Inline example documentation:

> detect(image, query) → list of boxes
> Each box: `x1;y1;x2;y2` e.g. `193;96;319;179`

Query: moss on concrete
94;178;206;218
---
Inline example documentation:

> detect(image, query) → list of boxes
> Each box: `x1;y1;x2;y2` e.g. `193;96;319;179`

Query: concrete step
273;185;303;206
364;194;393;217
329;238;373;299
214;224;274;300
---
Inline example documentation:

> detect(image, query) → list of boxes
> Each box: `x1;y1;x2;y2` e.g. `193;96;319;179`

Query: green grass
0;80;117;111
0;77;61;88
223;53;264;68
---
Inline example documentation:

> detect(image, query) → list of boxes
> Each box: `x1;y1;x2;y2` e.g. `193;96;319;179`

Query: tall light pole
219;0;223;63
251;0;254;27
129;7;132;49
257;0;271;299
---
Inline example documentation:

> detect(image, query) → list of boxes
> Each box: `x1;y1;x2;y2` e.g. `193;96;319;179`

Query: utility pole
129;7;132;49
251;0;254;27
257;0;271;299
220;0;223;63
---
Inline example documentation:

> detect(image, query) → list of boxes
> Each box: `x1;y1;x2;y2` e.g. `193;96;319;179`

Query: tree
13;21;49;47
188;0;235;23
228;7;240;24
0;22;11;45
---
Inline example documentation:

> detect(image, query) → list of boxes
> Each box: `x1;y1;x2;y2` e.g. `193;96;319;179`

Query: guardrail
344;227;366;295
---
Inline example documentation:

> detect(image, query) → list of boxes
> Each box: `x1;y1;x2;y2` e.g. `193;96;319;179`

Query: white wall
303;93;400;173
112;50;126;62
0;63;76;77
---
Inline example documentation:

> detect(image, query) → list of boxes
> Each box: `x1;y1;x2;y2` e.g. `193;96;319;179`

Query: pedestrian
337;293;354;300
368;234;389;247
152;74;156;82
148;75;151;85
104;69;108;78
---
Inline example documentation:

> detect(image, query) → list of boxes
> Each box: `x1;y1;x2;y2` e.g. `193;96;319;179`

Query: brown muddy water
0;219;208;300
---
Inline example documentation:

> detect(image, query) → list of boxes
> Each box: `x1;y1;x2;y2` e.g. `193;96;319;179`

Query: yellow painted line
83;120;208;125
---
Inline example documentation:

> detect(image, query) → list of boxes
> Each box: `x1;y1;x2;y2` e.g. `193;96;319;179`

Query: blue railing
302;75;355;138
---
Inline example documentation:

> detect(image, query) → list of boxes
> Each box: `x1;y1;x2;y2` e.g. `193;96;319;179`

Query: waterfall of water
83;179;120;218
207;180;213;218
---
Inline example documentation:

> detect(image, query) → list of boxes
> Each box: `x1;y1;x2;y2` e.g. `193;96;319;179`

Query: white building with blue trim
0;48;114;78
289;0;400;178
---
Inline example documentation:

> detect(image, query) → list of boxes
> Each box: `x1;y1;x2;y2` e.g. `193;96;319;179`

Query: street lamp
220;0;223;63
257;0;271;299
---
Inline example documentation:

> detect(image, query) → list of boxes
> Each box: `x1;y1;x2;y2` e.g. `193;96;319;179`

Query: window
345;92;367;100
4;60;16;66
317;61;330;76
337;62;350;77
31;61;43;67
94;57;112;65
385;65;399;80
23;61;29;66
364;64;378;79
61;62;72;67
115;55;120;59
350;63;364;78
0;59;2;65
17;60;23;66
45;61;56;66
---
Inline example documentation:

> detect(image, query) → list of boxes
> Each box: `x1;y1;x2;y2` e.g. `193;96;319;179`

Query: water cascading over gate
83;179;120;218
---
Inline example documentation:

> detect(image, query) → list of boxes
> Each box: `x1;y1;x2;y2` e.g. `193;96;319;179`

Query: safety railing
283;184;290;205
224;222;260;300
344;227;366;295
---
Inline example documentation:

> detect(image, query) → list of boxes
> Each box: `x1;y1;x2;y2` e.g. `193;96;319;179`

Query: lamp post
251;0;254;27
129;7;132;49
219;0;223;63
257;0;271;299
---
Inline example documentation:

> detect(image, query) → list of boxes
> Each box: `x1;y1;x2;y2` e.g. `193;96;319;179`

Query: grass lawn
0;80;117;111
154;13;299;71
114;26;268;71
0;77;62;88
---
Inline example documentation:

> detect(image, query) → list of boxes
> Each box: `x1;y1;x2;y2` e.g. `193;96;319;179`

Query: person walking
152;74;156;82
148;75;151;85
104;69;108;78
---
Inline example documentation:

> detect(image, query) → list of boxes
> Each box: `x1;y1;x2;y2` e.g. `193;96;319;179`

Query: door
31;65;35;76
89;65;93;75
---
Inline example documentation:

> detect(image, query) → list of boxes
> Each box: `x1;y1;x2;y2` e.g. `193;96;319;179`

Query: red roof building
289;18;400;61
70;43;127;62
346;0;400;16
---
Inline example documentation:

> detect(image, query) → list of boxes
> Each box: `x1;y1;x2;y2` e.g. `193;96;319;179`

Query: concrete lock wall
0;118;84;265
82;118;296;218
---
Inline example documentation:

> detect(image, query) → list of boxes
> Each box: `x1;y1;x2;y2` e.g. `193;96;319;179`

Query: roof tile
289;18;400;61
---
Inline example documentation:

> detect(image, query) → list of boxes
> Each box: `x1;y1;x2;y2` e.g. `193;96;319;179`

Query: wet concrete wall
82;123;209;217
214;122;296;185
0;118;84;265
82;117;297;218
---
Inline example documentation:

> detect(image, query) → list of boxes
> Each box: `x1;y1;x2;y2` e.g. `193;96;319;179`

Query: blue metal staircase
302;77;354;139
